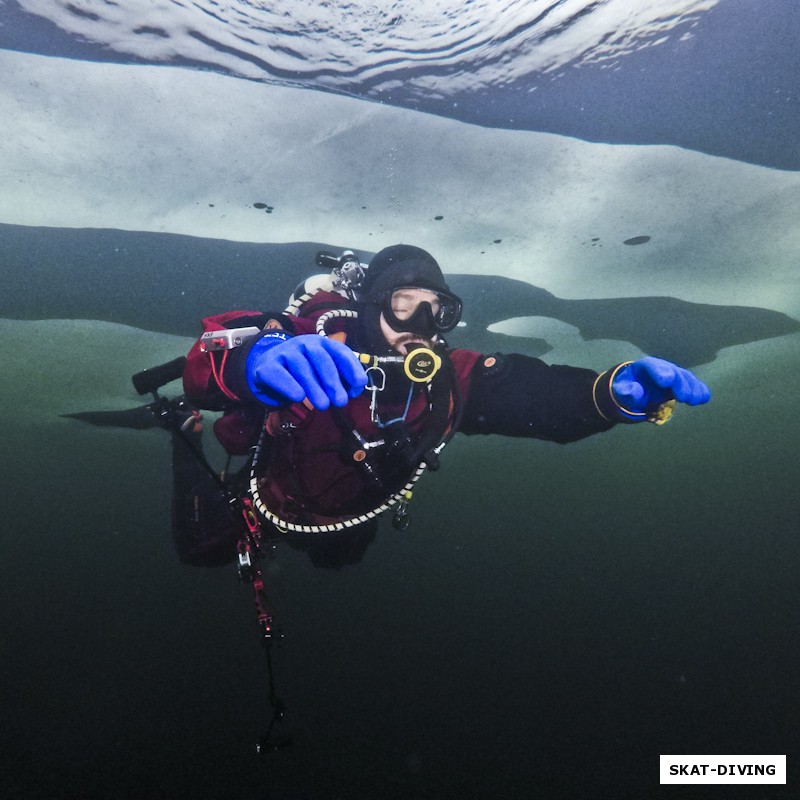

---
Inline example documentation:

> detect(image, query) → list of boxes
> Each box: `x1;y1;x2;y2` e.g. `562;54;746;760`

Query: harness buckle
237;547;254;583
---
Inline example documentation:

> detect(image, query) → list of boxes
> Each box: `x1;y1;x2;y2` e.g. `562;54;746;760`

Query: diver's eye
390;288;440;320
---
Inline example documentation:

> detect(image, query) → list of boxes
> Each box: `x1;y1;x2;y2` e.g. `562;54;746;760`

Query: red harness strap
237;497;276;641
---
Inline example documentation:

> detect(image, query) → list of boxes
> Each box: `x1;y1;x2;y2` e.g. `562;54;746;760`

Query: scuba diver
66;242;710;751
168;244;710;570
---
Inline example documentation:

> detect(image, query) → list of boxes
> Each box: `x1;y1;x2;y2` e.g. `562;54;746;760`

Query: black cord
256;639;292;754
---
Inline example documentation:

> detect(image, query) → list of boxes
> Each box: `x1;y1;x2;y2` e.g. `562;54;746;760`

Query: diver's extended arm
458;353;710;442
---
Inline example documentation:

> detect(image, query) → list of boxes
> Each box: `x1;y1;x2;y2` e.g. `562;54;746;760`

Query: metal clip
366;366;386;423
392;491;413;531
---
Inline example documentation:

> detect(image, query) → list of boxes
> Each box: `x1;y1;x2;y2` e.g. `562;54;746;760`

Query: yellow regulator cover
404;347;442;382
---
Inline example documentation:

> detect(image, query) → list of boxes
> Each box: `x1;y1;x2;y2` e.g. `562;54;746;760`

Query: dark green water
2;226;798;799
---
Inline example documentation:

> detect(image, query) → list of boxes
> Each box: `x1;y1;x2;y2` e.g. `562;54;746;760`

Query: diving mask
383;286;462;336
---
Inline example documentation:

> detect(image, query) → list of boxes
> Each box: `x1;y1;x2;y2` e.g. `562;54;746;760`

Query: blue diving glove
611;357;711;421
246;333;368;409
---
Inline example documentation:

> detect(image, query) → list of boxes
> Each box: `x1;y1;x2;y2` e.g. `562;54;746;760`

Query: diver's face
380;287;440;354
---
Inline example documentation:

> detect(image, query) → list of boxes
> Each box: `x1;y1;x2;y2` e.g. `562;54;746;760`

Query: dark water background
2;225;799;799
